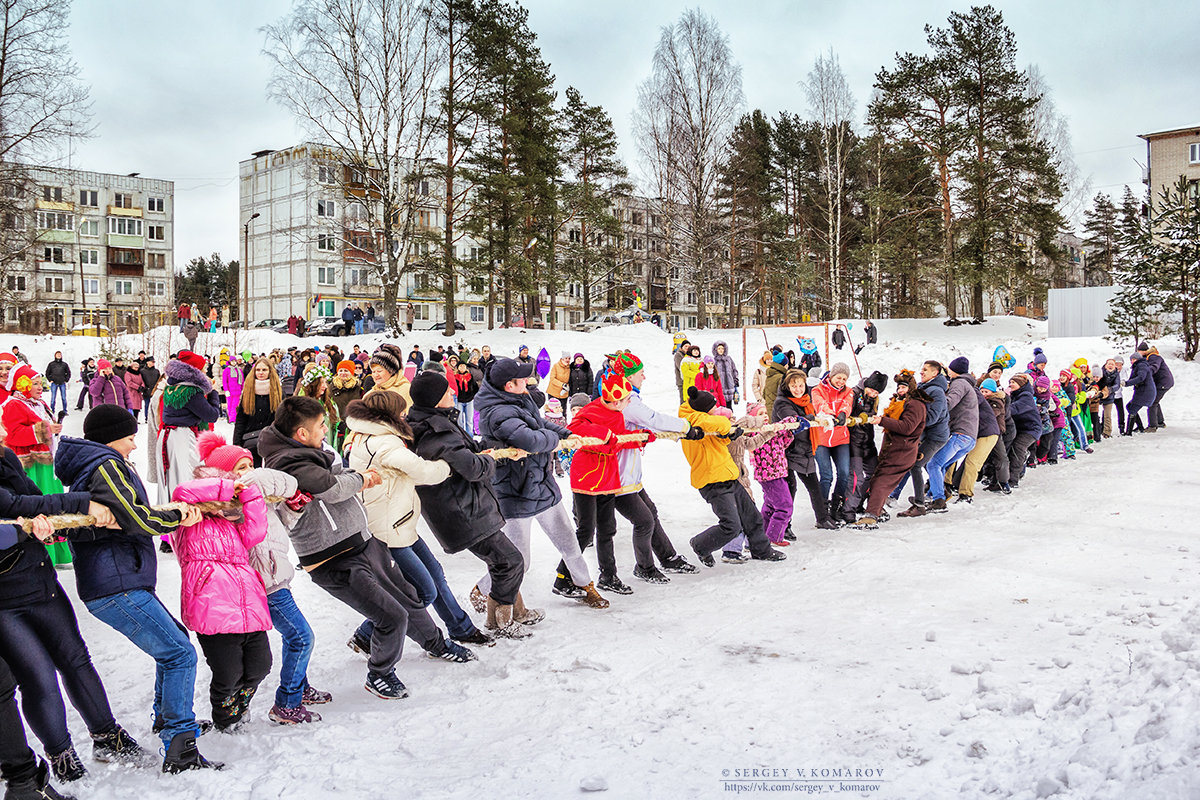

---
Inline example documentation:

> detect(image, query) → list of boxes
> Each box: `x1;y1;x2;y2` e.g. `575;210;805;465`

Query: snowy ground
12;318;1200;799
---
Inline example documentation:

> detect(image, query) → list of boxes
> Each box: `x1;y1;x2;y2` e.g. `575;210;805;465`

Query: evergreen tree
1144;176;1200;359
1082;192;1119;286
1105;186;1158;348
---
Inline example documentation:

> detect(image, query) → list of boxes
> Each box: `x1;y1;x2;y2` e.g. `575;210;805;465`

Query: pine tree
1144;176;1200;359
1082;192;1119;286
1105;186;1158;348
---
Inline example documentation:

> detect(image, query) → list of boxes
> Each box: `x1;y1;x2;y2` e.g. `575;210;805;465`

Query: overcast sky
59;0;1199;267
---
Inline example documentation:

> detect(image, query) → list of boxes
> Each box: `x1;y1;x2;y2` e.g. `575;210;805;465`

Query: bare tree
634;8;743;328
803;49;856;317
0;0;92;299
1025;64;1090;229
263;0;444;332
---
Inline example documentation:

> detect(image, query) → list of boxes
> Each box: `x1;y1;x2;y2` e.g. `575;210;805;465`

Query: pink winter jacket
749;422;793;483
169;478;271;636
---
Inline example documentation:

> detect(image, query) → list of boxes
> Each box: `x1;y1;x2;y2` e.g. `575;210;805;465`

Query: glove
684;426;706;441
284;490;313;512
726;426;744;442
836;412;847;426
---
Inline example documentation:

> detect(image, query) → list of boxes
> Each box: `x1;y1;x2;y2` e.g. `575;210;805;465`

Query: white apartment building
1;165;174;333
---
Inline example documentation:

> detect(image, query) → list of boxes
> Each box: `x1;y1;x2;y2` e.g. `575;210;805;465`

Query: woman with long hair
295;364;338;447
234;358;283;467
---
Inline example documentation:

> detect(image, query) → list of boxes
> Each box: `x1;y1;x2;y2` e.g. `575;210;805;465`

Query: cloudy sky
59;0;1198;266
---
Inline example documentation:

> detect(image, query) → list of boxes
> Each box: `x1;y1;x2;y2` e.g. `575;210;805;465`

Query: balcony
107;247;144;276
36;200;73;212
344;282;380;298
107;206;142;218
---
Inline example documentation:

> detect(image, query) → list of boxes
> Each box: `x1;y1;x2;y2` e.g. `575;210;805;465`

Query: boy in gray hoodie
258;396;474;701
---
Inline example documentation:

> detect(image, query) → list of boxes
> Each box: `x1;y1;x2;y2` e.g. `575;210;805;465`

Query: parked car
427;320;466;331
304;316;351;336
251;318;286;329
572;311;636;333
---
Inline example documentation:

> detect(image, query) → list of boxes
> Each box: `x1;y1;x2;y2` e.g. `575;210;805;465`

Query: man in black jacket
45;352;71;416
843;371;886;522
139;357;161;422
406;372;529;639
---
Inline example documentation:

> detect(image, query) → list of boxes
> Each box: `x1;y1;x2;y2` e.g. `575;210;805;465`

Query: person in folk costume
0;352;17;406
222;356;244;425
156;352;221;552
295;364;338;448
0;365;72;566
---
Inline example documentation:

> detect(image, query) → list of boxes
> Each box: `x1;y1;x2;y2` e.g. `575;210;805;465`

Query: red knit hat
9;364;40;396
178;351;206;371
608;352;643;377
197;431;252;473
601;372;633;404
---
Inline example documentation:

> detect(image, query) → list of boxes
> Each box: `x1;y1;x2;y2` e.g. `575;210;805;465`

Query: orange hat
601;372;633;404
337;360;356;373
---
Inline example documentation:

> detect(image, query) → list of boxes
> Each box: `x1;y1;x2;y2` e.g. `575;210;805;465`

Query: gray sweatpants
478;501;592;593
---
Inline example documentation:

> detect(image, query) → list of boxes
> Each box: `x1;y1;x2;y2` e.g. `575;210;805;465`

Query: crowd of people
0;325;1178;798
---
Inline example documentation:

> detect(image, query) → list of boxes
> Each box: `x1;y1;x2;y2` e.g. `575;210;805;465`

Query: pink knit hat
97;359;112;370
197;431;252;473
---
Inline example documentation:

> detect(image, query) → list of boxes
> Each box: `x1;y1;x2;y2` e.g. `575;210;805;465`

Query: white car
572;311;637;332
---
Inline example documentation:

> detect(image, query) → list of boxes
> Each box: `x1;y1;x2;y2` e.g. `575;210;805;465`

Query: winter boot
161;733;224;774
783;526;797;541
301;685;333;705
813;518;840;530
451;627;496;647
660;555;699;574
551;571;586;599
596;573;634;594
3;759;76;800
926;498;948;513
91;725;154;766
486;596;532;639
633;565;670;584
347;629;371;656
578;582;611;608
268;704;320;725
954;494;972;504
153;717;213;736
512;592;545;625
363;671;409;700
750;548;787;562
852;515;878;530
468;585;487;614
47;748;85;784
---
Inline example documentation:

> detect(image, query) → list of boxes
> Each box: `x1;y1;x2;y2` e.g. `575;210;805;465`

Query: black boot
162;732;224;774
3;759;76;800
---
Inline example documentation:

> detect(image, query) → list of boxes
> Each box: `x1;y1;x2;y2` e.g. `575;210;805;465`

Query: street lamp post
243;212;260;324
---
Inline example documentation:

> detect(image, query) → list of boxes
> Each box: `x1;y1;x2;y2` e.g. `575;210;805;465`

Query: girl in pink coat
222;361;244;424
170;476;271;732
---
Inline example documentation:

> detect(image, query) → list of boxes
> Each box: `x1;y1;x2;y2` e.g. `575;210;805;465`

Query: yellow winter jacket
678;401;738;489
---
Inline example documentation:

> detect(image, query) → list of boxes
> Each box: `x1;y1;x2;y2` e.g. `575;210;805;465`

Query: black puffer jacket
568;360;593;397
848;384;880;460
234;392;275;452
45;358;71;384
772;389;816;476
407;405;505;552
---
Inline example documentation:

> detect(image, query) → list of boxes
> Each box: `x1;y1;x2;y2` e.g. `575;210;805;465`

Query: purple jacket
88;373;129;408
750;424;793;483
169;478;271;636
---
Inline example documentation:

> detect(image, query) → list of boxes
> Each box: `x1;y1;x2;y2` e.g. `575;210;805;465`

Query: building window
80;190;98;207
79;219;99;236
112;192;133;209
2;212;23;231
469;305;485;323
41;186;63;202
35;211;72;230
468;276;485;294
147;196;165;213
80;249;98;265
114;280;134;295
419;180;430;196
2;183;21;199
568;229;581;243
317;233;337;251
669;315;680;330
148;280;166;296
6;276;26;292
651;214;662;228
348;168;365;185
146;252;166;269
317;266;335;285
413;304;429;321
317;199;336;217
317;299;335;316
43;247;64;263
1191;143;1200;164
631;237;643;251
147;224;165;241
631;211;644;226
686;291;696;305
107;217;143;236
631;262;644;277
347;201;366;221
416;210;432;227
83;278;99;294
110;248;142;265
317;166;335;184
43;277;64;293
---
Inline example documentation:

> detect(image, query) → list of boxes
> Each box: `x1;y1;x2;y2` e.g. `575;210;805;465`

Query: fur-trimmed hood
165;358;213;392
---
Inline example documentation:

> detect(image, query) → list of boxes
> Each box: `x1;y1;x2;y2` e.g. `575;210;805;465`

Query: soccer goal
741;322;862;385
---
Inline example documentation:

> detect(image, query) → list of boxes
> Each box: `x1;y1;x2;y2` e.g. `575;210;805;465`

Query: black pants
615;492;659;569
693;480;772;558
1124;400;1147;434
0;590;117;756
984;434;1011;485
846;451;878;513
1148;386;1170;428
566;493;618;578
0;656;37;786
787;467;828;525
1008;432;1038;485
196;631;271;727
466;531;523;606
1115;398;1126;432
1036;430;1056;462
309;539;442;676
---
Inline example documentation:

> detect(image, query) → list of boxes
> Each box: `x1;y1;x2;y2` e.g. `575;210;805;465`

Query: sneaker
1084;447;1095;454
984;482;1003;493
773;539;791;547
269;704;320;725
927;498;948;513
92;725;154;766
1001;483;1012;494
660;555;699;574
551;573;586;599
451;628;497;647
897;504;926;518
468;585;486;614
347;630;371;656
49;747;86;783
4;759;71;800
364;671;409;699
596;574;634;595
751;548;787;562
813;519;840;530
301;685;333;705
954;494;972;504
720;550;749;564
690;541;715;568
783;530;797;541
429;639;477;663
877;508;890;523
161;733;223;774
633;565;670;584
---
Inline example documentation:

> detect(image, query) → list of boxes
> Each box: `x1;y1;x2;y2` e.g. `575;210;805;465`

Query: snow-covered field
12;317;1199;800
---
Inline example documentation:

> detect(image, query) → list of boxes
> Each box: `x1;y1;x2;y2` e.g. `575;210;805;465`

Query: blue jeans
1069;414;1088;448
456;401;474;435
267;588;314;709
355;319;364;335
356;538;475;641
814;443;851;500
49;382;67;412
924;433;975;500
85;589;199;747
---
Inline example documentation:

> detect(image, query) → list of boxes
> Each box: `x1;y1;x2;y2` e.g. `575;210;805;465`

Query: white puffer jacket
241;467;299;594
345;416;451;548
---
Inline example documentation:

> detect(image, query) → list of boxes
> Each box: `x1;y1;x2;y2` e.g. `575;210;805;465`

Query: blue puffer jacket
1125;356;1157;406
1010;382;1042;436
55;436;183;602
918;373;949;444
0;448;90;609
1146;353;1175;392
475;376;570;519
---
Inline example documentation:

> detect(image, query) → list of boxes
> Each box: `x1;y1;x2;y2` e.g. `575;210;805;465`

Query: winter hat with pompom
686;385;716;413
198;431;252;474
1032;347;1048;366
772;352;788;365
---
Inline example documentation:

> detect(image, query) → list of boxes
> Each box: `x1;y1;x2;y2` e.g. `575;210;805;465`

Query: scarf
255;378;271;395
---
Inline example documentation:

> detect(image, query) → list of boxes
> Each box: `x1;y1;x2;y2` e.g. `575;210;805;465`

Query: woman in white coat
344;391;494;648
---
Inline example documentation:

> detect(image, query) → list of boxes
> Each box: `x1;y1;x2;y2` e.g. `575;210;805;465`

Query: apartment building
0;165;174;333
1139;124;1200;213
